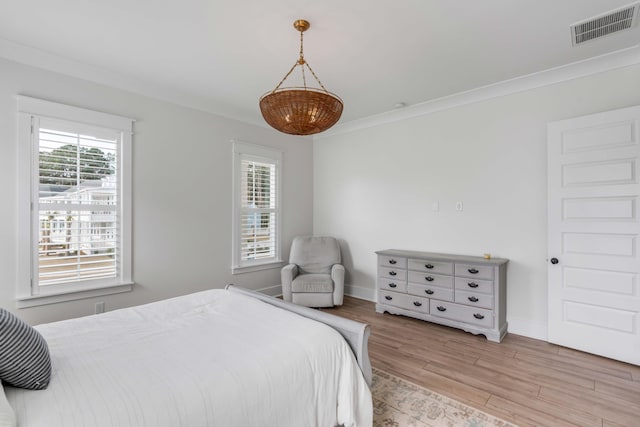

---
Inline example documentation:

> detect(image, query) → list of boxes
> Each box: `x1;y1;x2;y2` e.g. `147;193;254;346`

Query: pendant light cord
271;24;330;94
300;30;307;89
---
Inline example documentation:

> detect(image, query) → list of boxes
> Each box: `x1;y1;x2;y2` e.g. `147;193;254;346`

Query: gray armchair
281;236;344;307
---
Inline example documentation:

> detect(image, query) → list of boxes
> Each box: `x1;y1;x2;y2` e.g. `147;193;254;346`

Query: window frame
16;96;134;307
231;141;283;274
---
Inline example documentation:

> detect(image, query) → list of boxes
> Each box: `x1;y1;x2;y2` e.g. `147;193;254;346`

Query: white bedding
4;290;372;427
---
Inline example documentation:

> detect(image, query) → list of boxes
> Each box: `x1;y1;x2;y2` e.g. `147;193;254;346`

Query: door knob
550;258;559;265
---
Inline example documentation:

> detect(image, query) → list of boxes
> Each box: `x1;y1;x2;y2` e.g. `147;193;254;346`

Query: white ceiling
1;0;639;128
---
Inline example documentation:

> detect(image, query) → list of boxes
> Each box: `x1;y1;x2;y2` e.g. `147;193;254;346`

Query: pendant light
259;19;343;136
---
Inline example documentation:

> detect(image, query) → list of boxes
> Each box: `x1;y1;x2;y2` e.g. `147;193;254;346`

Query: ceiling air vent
571;2;639;45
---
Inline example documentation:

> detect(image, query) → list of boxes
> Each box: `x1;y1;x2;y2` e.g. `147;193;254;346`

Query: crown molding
316;44;640;140
2;37;638;138
0;37;266;128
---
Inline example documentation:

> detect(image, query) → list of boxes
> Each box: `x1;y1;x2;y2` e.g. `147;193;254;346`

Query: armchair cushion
289;236;341;274
291;274;334;293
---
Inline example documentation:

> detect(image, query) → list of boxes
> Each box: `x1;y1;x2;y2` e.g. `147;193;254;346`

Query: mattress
4;289;372;426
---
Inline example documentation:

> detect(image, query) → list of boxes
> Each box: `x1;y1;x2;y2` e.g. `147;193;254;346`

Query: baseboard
507;316;548;341
344;284;376;302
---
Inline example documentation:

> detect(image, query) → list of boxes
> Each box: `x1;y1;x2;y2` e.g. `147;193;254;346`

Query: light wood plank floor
324;296;640;427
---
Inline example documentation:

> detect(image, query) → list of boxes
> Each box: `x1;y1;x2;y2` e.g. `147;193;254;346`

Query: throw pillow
0;309;51;390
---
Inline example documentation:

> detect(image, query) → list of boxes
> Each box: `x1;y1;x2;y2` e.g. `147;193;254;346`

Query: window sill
16;282;134;308
232;260;284;275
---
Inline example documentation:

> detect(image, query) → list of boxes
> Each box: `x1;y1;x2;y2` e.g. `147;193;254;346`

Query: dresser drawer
455;289;494;309
379;278;408;293
379;290;430;314
379;290;404;309
379;266;407;281
455;263;494;280
408;271;453;288
407;283;454;302
408;259;454;275
455;277;494;294
429;300;494;328
379;255;407;269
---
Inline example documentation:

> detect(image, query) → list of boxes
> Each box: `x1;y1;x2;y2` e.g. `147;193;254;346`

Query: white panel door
548;105;640;365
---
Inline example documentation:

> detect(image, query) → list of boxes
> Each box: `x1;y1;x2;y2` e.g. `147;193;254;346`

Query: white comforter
5;290;372;426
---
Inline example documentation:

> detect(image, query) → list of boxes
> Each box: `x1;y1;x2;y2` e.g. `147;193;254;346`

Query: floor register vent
571;2;639;45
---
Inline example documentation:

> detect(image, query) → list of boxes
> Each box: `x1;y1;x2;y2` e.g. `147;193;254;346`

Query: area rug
372;368;517;427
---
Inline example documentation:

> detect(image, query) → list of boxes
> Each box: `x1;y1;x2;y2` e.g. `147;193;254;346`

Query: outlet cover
94;302;105;314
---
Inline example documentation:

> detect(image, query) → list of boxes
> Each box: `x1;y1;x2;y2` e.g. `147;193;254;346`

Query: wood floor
324;296;640;427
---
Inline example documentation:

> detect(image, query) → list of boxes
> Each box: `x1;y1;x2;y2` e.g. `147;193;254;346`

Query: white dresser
375;249;508;342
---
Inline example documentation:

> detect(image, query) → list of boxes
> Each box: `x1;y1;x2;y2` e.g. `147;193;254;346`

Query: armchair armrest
281;263;298;302
331;264;345;306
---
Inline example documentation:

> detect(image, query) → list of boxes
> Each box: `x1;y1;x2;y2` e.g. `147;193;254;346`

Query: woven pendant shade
260;88;343;136
260;19;343;136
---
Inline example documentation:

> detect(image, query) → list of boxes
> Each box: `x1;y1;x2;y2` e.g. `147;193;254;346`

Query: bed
1;285;373;427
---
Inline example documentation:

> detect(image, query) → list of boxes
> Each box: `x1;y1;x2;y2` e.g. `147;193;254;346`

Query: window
17;96;133;306
232;141;282;273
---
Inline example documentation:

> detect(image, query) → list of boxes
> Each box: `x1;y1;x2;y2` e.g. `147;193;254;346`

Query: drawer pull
389;259;397;265
468;268;479;274
385;295;393;301
473;313;485;320
467;282;479;288
389;271;397;276
388;283;397;288
425;264;434;269
413;301;422;307
425;276;434;282
468;296;479;302
437;306;447;312
425;289;434;295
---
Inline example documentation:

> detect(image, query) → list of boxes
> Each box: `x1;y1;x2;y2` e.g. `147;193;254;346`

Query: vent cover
571;3;639;45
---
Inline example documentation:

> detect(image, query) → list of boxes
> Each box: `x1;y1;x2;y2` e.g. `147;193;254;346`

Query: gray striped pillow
0;308;51;390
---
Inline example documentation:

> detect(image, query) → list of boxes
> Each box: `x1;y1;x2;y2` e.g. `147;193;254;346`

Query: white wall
0;58;313;325
313;64;640;339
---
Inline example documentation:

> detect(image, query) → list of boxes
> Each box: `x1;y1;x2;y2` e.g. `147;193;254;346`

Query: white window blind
232;142;282;272
37;122;119;286
240;157;277;261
